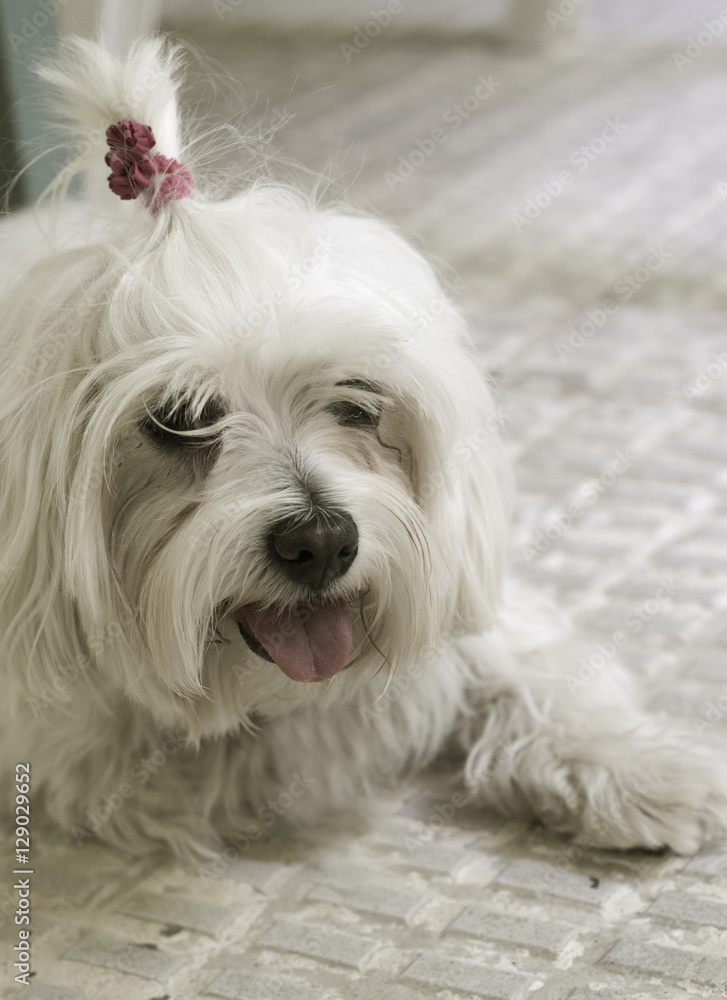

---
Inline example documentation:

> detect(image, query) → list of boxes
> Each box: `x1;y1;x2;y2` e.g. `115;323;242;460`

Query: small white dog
1;38;724;861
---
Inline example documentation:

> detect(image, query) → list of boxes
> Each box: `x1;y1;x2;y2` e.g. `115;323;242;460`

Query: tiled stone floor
2;2;727;997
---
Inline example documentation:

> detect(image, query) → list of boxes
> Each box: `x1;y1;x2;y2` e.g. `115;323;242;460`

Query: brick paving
3;2;727;997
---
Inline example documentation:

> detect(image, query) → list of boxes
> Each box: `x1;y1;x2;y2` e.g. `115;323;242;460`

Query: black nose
269;510;359;590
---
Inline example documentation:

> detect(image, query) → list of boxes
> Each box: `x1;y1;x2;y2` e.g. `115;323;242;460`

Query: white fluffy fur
1;38;725;861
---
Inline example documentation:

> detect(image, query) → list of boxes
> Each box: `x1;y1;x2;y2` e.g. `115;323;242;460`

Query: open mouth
233;599;353;683
236;619;275;663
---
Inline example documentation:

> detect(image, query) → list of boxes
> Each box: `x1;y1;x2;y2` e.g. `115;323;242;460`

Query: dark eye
144;397;226;445
327;401;381;429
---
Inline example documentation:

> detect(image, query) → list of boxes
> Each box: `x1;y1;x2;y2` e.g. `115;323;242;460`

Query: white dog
1;37;724;862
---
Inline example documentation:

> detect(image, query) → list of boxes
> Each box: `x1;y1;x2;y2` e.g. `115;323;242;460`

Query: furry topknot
39;36;186;201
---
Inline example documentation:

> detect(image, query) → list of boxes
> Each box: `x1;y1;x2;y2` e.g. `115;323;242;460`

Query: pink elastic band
105;120;194;212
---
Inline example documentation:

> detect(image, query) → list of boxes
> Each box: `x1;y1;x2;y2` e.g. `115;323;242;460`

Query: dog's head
1;40;511;735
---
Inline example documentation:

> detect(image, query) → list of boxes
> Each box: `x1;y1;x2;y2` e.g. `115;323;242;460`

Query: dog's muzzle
234;510;359;683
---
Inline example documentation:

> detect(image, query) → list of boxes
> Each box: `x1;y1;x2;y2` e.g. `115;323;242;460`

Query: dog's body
1;38;725;861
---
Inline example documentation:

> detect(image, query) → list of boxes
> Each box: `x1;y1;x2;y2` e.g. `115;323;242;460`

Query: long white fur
1;37;725;861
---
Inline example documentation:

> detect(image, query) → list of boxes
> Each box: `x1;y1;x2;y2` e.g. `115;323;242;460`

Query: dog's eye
144;397;226;445
327;401;381;429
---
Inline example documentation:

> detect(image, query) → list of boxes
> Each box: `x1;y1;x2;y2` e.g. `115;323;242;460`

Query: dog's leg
218;652;469;832
454;604;727;854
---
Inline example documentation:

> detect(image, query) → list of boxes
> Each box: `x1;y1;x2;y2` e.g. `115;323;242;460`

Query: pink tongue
234;600;353;682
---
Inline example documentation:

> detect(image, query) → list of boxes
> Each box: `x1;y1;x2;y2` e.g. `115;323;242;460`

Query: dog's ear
413;346;513;638
0;332;88;701
318;213;513;638
0;36;193;702
0;234;130;703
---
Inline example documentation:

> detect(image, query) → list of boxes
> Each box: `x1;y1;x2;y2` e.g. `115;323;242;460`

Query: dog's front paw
575;733;727;853
464;721;727;854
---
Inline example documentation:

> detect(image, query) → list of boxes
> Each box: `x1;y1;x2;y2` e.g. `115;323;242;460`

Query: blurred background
2;3;727;998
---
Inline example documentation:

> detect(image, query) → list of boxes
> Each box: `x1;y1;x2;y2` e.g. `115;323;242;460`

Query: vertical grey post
0;0;63;208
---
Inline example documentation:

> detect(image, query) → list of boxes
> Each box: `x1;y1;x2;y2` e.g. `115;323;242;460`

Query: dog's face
4;192;511;735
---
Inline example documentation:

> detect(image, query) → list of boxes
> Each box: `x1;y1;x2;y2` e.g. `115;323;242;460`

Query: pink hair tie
105;120;194;213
